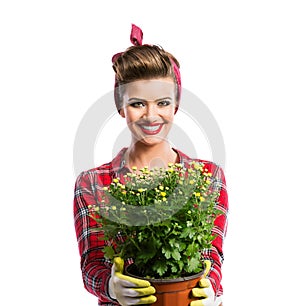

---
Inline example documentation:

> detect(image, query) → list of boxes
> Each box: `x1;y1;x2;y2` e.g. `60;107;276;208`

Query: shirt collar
111;147;193;175
111;147;128;174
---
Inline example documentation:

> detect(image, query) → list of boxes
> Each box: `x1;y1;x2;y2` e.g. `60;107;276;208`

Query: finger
190;296;215;306
190;300;205;306
119;297;141;306
115;272;151;288
192;287;209;298
203;260;211;278
199;278;210;288
116;287;154;299
121;295;157;306
117;285;155;298
132;286;156;296
136;295;157;305
121;287;141;298
114;257;125;273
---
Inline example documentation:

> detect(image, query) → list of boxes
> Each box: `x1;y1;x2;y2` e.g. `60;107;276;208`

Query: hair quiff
113;44;181;113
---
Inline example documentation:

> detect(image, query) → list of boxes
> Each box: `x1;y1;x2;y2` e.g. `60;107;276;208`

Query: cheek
124;110;141;127
164;110;175;122
167;104;176;117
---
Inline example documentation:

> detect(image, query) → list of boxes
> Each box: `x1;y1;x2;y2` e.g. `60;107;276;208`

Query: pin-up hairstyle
112;24;181;113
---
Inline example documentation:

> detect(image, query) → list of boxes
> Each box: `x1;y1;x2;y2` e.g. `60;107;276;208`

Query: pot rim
125;264;204;283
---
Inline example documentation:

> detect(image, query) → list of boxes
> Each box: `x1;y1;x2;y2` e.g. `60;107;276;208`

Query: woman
74;24;228;306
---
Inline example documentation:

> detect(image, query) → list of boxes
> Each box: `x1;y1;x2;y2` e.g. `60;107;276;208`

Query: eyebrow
127;97;172;102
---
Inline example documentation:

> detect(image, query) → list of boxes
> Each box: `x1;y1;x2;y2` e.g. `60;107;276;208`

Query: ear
174;101;179;114
119;107;126;118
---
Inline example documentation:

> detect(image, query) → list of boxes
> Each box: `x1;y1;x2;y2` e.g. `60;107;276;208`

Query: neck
125;141;178;170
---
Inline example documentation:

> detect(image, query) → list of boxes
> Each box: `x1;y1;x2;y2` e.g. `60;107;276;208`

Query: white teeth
141;125;161;131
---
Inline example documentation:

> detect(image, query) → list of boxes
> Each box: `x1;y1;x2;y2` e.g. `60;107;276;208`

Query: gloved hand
108;257;157;306
190;260;222;306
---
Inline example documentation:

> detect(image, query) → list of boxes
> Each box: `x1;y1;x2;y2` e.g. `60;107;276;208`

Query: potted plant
89;162;221;305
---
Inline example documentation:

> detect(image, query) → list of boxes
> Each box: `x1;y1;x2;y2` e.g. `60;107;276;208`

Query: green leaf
162;246;172;259
168;238;176;248
180;227;194;239
186;243;197;257
171;249;181;261
187;257;201;273
180;227;191;238
178;260;184;271
153;260;168;277
170;263;178;273
178;242;186;251
103;246;115;259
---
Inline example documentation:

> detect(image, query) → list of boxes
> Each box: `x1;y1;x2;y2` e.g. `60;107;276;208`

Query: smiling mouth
139;123;164;135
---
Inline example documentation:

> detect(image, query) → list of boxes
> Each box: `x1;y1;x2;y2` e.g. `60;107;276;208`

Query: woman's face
120;77;176;146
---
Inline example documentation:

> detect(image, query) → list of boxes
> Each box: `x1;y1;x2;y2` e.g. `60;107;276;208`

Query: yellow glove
190;260;221;306
108;257;157;306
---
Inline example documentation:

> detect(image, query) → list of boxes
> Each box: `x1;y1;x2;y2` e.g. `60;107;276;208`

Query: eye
158;100;171;106
129;102;145;108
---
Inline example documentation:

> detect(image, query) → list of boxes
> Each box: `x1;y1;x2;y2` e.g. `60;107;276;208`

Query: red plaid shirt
73;147;228;305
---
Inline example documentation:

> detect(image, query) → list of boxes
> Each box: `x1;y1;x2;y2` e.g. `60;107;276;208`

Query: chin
136;135;167;146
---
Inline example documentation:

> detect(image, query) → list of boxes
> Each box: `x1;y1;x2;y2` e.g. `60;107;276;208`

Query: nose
143;103;158;119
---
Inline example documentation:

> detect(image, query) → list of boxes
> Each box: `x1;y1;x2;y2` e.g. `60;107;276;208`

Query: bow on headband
112;24;181;97
130;23;143;46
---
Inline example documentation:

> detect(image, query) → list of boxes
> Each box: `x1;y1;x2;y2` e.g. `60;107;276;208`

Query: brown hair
113;44;181;112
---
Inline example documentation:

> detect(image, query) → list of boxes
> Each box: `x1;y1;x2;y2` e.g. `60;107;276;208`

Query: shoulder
74;147;127;188
74;162;114;192
75;162;114;189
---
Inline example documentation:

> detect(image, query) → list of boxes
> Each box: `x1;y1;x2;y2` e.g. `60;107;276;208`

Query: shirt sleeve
73;171;119;305
202;163;229;297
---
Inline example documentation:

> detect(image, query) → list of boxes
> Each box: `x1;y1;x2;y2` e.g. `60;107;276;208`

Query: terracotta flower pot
125;265;204;306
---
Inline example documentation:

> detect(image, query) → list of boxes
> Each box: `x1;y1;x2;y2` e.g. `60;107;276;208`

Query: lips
139;123;164;135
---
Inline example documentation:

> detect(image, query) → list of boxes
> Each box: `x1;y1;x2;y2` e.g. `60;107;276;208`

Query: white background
1;1;300;305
